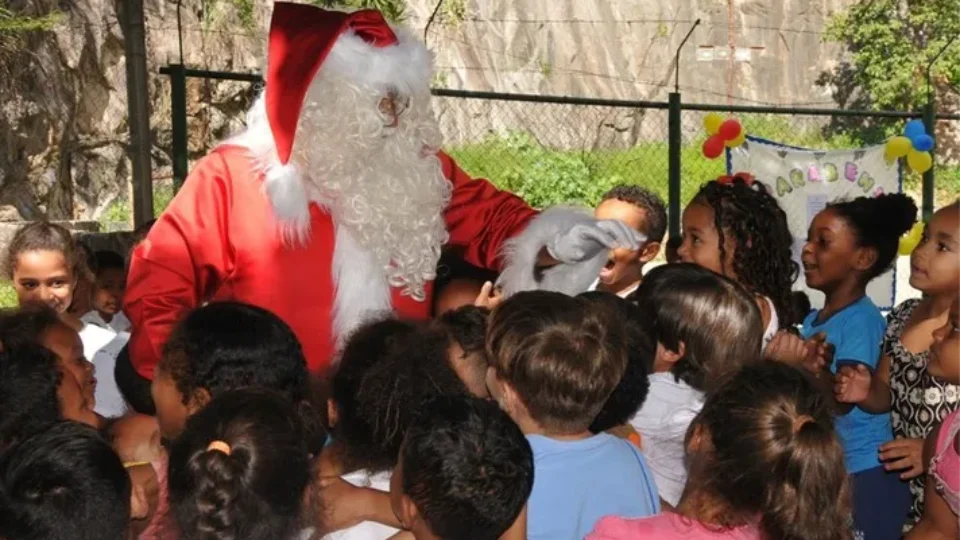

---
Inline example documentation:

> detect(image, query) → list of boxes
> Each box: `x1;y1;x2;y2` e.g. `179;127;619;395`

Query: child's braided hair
692;175;800;327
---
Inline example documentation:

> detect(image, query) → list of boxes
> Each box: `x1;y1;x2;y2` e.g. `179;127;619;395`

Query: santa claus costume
122;3;641;389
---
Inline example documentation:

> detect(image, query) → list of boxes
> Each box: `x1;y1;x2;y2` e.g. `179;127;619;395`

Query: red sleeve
124;151;236;379
439;151;537;270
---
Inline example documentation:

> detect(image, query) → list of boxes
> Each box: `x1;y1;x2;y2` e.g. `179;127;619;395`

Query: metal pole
922;100;936;221
170;64;189;192
123;0;154;227
668;92;682;239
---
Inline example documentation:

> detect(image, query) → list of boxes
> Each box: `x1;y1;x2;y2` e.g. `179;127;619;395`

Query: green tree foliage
0;6;61;58
824;0;960;111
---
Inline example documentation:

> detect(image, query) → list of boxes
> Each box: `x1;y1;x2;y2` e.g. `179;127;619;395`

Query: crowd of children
0;181;957;540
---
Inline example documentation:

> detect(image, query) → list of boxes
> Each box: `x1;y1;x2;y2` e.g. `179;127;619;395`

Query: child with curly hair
679;175;799;347
802;193;917;539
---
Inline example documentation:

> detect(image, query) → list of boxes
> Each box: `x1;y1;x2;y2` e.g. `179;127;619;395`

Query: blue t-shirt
526;433;660;540
801;296;892;474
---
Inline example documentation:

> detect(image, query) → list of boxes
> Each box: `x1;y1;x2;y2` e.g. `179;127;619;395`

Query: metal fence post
170;63;189;193
123;0;154;227
668;92;682;239
922;100;936;221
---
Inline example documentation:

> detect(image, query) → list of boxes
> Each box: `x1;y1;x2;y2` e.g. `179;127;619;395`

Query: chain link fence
159;69;960;233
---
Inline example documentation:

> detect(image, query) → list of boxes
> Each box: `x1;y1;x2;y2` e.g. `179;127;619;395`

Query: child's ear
638;241;662;265
326;398;339;429
186;388;212;415
854;246;878;273
396;493;420;530
659;341;686;365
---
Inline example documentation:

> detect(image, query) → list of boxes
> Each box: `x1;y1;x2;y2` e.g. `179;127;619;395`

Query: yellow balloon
898;222;924;256
886;136;912;159
906;150;933;173
703;113;724;136
725;130;746;148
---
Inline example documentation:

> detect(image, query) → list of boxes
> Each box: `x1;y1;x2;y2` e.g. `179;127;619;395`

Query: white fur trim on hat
322;24;433;96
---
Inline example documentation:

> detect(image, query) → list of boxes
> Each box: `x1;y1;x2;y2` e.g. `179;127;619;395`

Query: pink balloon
702;135;725;159
718;119;743;141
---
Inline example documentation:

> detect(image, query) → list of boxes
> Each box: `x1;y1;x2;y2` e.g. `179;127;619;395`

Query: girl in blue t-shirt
801;193;916;540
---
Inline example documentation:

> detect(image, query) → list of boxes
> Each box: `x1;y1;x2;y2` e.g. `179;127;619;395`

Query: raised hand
834;364;872;404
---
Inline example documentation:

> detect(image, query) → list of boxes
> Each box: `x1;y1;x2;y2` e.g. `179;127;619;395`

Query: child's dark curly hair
578;291;653;433
0;343;63;450
159;301;323;452
331;318;468;473
692;176;800;326
827;193;917;283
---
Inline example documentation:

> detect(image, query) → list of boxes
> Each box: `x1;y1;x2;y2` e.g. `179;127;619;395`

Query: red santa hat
266;2;433;166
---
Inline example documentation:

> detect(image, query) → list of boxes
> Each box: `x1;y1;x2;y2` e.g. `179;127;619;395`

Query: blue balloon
911;134;934;152
904;119;926;138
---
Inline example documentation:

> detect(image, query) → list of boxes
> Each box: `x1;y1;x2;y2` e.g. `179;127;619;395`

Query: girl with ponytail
168;388;311;540
588;362;852;540
800;193;916;538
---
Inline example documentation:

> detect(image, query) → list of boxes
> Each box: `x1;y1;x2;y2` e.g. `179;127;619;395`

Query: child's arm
904;424;958;540
834;353;892;413
313;476;403;533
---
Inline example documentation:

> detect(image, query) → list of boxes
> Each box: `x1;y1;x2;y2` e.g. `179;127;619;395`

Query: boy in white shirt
81;250;131;333
591;186;666;298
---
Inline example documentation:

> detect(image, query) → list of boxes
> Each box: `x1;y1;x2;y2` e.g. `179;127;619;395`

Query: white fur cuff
497;207;608;297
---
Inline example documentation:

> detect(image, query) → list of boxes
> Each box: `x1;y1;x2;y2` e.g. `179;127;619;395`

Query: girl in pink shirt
588;362;853;540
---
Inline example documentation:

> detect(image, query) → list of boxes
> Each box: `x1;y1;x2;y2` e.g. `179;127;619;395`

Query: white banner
728;137;902;310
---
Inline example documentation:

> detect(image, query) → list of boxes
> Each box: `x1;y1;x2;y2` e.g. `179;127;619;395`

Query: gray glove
547;220;646;264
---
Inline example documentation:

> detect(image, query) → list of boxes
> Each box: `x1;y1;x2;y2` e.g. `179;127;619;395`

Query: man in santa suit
121;3;640;402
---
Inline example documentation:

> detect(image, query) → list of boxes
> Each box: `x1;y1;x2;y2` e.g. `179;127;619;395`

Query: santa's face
291;74;452;300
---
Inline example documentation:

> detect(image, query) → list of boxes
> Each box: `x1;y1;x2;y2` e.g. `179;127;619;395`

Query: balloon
898;222;924;256
907;150;933;173
885;136;912;158
911;134;934;152
725;129;746;148
702;135;725;159
904;119;926;139
703;113;724;136
718;119;743;141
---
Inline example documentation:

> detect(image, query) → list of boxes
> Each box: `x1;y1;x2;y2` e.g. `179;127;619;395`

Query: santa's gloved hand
547;220;646;264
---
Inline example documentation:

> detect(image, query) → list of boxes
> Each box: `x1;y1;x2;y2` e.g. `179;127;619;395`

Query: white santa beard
292;76;452;301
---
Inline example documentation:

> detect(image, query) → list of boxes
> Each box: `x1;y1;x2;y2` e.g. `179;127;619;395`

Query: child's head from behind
153;301;313;443
391;395;533;540
486;291;626;436
330;318;468;473
168;389;309;540
682;176;799;325
0;421;131;540
578;291;653;433
0;306;97;418
0;343;63;448
91;250;126;318
803;193;917;292
635;263;763;392
687;363;851;540
434;305;490;398
909;200;959;296
928;296;959;386
6;221;79;313
594;186;667;291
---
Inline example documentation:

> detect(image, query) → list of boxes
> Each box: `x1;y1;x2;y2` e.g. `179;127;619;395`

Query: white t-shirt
81;309;132;333
321;470;398;540
629;373;705;507
760;296;779;350
77;323;129;418
587;279;641;298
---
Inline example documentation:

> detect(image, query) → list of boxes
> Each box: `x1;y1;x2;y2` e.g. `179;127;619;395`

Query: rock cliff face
1;0;950;223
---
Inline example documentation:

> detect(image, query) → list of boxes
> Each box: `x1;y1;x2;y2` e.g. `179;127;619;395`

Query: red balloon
702;135;725;159
718;119;742;141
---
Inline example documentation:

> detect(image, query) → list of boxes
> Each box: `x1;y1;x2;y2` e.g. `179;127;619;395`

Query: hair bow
716;173;756;186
